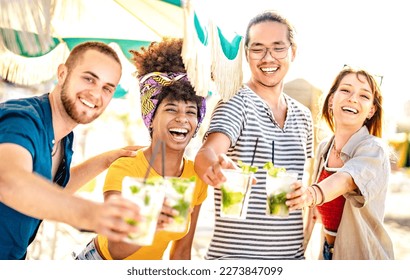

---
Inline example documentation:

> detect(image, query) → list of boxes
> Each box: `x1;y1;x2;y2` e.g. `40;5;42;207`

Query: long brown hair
321;66;383;137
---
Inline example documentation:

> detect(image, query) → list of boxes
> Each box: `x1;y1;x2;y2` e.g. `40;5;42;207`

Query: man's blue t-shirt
0;93;74;259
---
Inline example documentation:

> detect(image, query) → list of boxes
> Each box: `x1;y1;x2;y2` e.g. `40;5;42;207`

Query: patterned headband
138;71;206;130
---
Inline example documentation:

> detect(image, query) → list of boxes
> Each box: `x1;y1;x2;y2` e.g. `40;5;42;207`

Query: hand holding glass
162;176;196;232
121;176;165;246
265;171;298;217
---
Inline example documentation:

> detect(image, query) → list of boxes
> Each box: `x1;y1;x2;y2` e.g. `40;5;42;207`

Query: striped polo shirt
204;85;313;259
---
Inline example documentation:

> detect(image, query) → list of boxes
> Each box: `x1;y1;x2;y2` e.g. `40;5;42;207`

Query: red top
316;169;346;233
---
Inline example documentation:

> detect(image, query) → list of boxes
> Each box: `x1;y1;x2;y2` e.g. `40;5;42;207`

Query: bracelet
306;186;317;208
312;183;325;206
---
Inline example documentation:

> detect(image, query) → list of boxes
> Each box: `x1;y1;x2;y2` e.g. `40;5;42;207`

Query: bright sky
199;0;409;132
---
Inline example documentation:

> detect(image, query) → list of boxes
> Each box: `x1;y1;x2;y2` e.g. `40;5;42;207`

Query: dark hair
321;67;383;137
152;80;203;123
244;10;297;48
130;37;185;76
131;37;205;137
64;41;121;71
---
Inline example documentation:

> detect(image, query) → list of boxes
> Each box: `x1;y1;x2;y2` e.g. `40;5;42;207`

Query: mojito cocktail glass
162;176;196;232
122;176;165;246
265;171;298;217
220;169;252;219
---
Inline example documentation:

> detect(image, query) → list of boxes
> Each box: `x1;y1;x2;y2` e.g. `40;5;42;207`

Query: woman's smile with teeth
169;128;188;138
80;98;96;108
342;106;358;114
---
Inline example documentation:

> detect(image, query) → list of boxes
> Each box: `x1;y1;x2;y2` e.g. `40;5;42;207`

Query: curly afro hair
130;37;185;76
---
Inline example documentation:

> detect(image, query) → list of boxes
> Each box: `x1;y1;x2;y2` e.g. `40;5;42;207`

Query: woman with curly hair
74;37;208;260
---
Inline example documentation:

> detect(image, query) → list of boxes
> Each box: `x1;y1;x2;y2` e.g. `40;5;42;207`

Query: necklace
332;140;342;159
51;140;60;157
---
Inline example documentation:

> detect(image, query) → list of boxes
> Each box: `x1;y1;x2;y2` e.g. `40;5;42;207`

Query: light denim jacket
304;126;394;259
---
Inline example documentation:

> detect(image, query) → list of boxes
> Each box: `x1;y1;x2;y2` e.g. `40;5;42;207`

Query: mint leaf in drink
237;160;258;174
129;185;141;194
268;192;289;216
221;186;244;208
172;198;190;218
169;177;195;194
125;218;138;226
144;177;164;186
144;194;150;206
263;162;286;177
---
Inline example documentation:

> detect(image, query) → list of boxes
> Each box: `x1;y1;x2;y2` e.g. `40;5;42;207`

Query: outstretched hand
90;194;142;242
203;154;239;188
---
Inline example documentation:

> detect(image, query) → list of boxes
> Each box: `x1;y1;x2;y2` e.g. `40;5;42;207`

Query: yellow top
96;149;207;260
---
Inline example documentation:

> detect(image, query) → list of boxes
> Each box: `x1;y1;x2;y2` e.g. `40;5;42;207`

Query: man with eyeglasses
195;10;314;259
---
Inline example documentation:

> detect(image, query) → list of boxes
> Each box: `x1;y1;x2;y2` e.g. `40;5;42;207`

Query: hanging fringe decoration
0;42;69;85
0;0;83;85
181;0;212;99
181;0;244;101
107;42;136;98
0;0;56;56
210;22;244;101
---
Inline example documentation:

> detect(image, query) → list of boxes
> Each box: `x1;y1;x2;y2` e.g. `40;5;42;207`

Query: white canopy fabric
0;0;183;85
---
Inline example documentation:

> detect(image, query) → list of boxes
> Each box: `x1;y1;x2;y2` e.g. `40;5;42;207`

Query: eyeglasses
343;64;383;87
246;44;292;60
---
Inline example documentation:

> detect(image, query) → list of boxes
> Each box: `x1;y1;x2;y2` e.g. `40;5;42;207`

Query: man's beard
60;82;98;124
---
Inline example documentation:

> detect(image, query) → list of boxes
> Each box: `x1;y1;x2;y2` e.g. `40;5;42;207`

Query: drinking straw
272;140;275;164
161;140;165;178
251;138;259;167
143;140;162;183
240;138;259;216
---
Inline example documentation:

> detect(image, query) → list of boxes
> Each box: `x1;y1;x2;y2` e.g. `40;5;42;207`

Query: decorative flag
182;0;244;101
210;21;244;101
181;0;212;99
